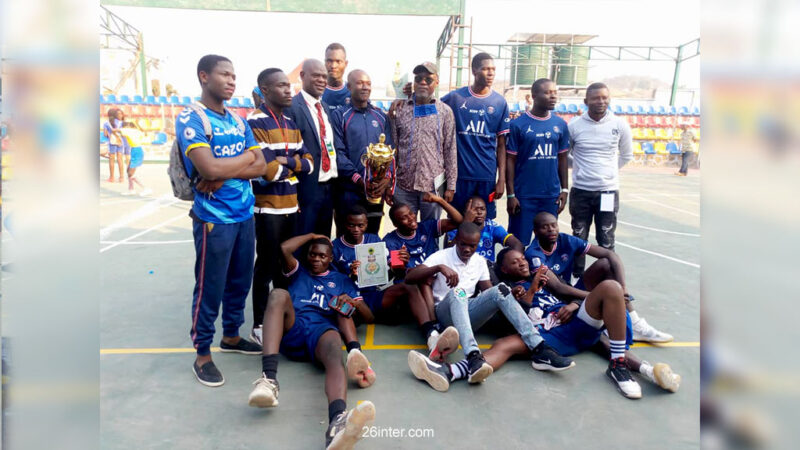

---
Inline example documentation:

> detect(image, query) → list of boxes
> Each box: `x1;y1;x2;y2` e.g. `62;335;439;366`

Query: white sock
639;360;656;383
609;340;626;360
629;310;641;324
449;360;468;381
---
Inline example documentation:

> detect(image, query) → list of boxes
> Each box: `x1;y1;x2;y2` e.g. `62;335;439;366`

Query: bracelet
506;193;516;198
561;188;569;193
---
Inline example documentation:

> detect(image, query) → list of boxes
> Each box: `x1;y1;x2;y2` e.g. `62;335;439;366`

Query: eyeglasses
414;75;436;85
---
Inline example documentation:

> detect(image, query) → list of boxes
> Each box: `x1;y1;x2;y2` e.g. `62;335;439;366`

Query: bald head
533;211;557;229
300;58;327;98
348;69;372;108
532;211;559;245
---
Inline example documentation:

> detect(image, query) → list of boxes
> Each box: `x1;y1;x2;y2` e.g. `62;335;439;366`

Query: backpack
167;103;246;200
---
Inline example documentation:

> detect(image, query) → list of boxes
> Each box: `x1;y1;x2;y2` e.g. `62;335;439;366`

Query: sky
101;0;700;99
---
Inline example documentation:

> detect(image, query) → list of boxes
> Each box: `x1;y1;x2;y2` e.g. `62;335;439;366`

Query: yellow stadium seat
645;128;657;139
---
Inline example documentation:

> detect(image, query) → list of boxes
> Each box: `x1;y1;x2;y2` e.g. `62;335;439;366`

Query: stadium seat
654;141;668;163
194;96;202;102
150;118;164;131
612;105;623;114
632;141;645;165
230;98;241;107
635;105;645;115
664;116;676;127
668;106;677;115
151;132;168;145
555;103;567;113
625;105;635;115
510;102;519;113
567;104;578;113
137;118;151;130
119;95;131;104
644;116;656;127
180;96;192;105
107;94;118;104
242;97;254;108
145;95;156;104
678;106;690;115
157;96;168;104
100;133;109;144
692;106;700;116
133;95;144;103
657;105;667;115
644;128;657;139
100;94;108;104
647;105;656;115
168;95;180;104
631;128;644;139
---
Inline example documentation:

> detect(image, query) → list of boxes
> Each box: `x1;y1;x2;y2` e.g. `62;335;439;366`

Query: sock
346;341;361;353
609;340;626;360
629;310;641;324
639;360;656;383
433;321;443;333
421;321;437;339
262;354;279;380
449;359;469;381
328;399;347;423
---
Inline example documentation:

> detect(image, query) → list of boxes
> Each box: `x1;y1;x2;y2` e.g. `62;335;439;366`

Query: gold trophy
360;133;396;204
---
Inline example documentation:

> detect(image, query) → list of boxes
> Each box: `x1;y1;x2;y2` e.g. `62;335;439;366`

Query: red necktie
315;102;331;172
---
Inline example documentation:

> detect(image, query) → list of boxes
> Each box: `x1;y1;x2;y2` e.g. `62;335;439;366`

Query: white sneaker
632;318;674;343
346;349;376;388
653;363;681;392
248;375;279;408
427;326;459;363
249;326;263;346
606;358;642;399
326;401;376;450
139;188;153;196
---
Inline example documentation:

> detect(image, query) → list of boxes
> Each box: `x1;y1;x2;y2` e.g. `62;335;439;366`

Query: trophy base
365;197;382;205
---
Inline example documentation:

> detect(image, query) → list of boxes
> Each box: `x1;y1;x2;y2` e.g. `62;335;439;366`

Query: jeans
434;285;544;355
394;186;442;222
569;187;618;279
679;151;692;174
253;212;297;326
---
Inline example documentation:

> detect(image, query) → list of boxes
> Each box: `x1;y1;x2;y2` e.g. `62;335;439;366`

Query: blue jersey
507;279;563;315
441;86;510;182
506;112;569;199
285;264;361;319
331;234;384;292
383;219;443;271
176;104;259;224
524;233;590;283
446;219;511;262
322;85;351;112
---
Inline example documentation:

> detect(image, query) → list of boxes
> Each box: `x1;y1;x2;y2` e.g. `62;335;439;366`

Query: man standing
442;53;510;220
322;43;350;112
176;54;266;387
676;124;697;176
389;62;457;221
568;82;632;280
506;78;570;246
287;59;339;237
330;69;393;235
247;68;314;346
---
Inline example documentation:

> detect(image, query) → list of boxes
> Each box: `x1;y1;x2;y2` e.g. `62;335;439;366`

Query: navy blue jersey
524;233;590;283
445;219;511;262
441;86;510;182
322;85;351;112
285;264;361;319
508;278;563;314
331;234;384;293
330;104;393;184
383;219;443;270
506;112;570;199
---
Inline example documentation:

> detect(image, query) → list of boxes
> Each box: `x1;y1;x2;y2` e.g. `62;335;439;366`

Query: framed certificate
355;241;389;288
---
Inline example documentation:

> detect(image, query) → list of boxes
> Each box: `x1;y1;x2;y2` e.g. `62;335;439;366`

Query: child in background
119;122;152;196
102;108;124;180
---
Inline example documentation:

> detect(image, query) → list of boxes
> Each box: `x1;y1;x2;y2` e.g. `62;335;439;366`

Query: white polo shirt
422;247;490;303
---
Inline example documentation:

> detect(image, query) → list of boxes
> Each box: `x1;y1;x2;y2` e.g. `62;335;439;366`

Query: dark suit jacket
286;92;329;208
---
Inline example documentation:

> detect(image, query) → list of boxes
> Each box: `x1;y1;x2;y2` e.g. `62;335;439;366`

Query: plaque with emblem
355;241;389;287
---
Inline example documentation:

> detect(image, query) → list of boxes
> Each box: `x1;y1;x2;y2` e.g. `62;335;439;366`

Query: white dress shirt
300;89;338;182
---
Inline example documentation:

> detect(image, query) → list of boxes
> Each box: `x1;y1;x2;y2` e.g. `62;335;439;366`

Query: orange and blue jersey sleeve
176;108;210;155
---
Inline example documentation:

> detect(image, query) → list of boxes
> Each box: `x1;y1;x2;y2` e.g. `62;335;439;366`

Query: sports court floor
99;162;700;449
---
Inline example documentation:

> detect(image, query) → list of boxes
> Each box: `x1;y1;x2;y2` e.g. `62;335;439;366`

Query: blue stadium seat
642;141;655;154
180;96;192;105
625;105;635;115
157;96;168;104
555;103;567;113
636;105;645;115
119;95;131;104
100;94;108;104
100;134;109;144
242;97;253;108
150;132;168;145
578;104;588;113
133;95;144;103
168;96;180;104
678;106;689;115
647;105;656;115
667;142;680;154
668;106;677;115
229;98;241;107
612;105;623;114
145;95;156;104
692;106;700;116
194;96;202;102
657;105;667;115
567;104;578;113
510;102;520;113
107;94;118;104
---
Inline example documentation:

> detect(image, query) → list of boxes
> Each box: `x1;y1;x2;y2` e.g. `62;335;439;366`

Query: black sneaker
606;357;642;399
530;342;575;371
219;337;262;354
193;360;224;387
466;351;493;384
325;401;376;449
408;350;451;392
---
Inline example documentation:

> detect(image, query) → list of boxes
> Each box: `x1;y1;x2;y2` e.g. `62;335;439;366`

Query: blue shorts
540;309;633;356
129;146;144;169
279;312;338;362
507;196;559;247
108;144;123;155
452;179;497;219
121;140;131;155
362;289;385;314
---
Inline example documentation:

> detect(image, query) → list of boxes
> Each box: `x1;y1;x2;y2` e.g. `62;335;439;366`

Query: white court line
100;213;187;253
99;239;193;245
558;220;700;269
100;195;179;240
630;195;700;217
617;220;700;237
638;188;700;206
100;198;148;207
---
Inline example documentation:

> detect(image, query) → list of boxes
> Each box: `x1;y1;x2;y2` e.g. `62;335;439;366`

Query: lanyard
264;106;289;155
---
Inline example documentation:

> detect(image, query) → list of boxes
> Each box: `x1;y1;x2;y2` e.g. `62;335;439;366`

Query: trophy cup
360;133;396;204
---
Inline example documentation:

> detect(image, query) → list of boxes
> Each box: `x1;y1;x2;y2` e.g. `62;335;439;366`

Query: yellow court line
365;324;376;347
100;341;699;355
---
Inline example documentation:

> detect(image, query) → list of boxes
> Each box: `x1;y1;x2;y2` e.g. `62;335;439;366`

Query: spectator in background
567;82;632;280
248;86;264;119
676;124;697;176
102;108;124;182
118;122;152;196
322;43;350;112
389;62;457;221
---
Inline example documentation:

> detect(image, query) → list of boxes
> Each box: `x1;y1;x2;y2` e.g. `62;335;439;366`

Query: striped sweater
248;106;314;214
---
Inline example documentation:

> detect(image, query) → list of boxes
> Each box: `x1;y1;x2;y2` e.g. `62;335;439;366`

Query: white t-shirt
422;247;490;303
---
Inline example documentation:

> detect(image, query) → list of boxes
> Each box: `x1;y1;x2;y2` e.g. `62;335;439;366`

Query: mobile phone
488;192;496;203
329;295;356;318
536;265;548;289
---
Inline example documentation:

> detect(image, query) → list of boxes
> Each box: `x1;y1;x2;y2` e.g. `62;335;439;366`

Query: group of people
175;44;680;450
102;108;151;195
